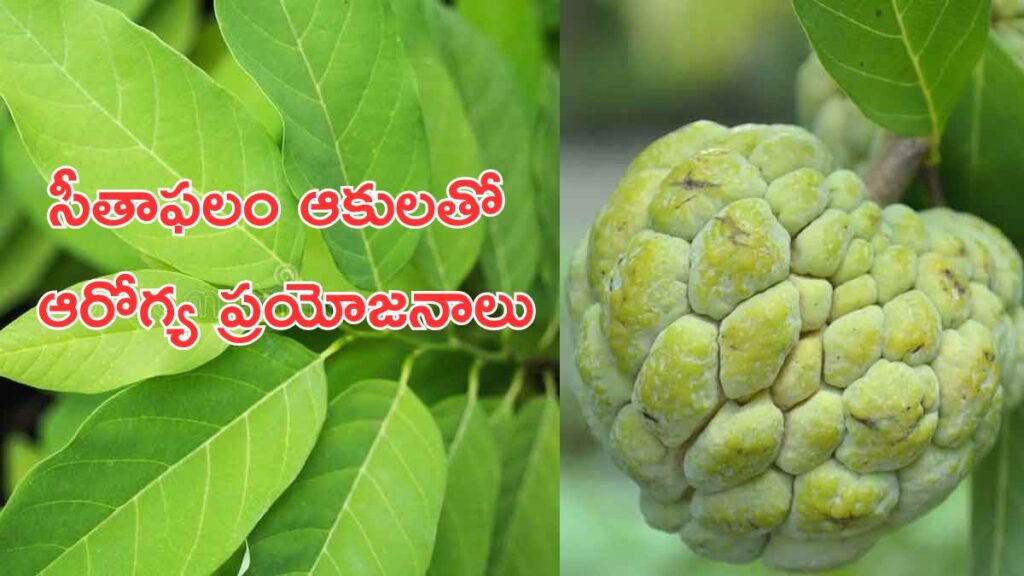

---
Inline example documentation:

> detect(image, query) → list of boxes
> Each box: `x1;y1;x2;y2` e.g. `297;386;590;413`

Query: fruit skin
567;122;1024;571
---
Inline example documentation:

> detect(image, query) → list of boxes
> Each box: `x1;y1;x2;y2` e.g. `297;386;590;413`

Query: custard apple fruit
567;121;1024;571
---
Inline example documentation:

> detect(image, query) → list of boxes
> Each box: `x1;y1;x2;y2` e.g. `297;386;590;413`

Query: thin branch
468;358;485;402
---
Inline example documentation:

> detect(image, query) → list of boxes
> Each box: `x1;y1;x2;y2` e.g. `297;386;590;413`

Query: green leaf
190;18;283;143
0;270;227;393
38;393;114;457
455;0;544;112
391;0;486;290
489;396;559;576
533;66;559;295
299;228;361;293
538;0;559;31
0;0;304;288
479;366;526;445
435;7;541;294
0;127;146;273
407;348;474;406
324;336;413;400
247;378;447;575
941;31;1024;247
511;66;560;358
2;431;41;498
0;113;23;248
0;221;58;318
0;335;327;576
0;195;20;249
426;394;501;576
215;0;430;291
98;0;152;21
508;277;558;363
211;544;248;576
4;14;230;281
971;406;1024;575
792;0;990;141
140;0;201;54
482;394;516;448
30;254;103;306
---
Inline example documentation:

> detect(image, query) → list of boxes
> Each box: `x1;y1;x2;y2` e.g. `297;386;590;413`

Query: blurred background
559;1;970;574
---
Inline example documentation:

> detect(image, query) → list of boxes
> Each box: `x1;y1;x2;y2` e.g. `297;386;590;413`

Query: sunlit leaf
427;394;501;576
1;128;146;273
247;379;446;575
0;270;227;393
38;392;114;457
190;18;283;142
0;0;304;287
0;335;328;576
215;0;430;290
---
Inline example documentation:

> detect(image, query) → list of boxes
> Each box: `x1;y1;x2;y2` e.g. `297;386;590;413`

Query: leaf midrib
0;317;219;357
309;380;407;573
442;399;490;576
890;0;940;143
393;10;473;291
492;399;555;571
26;354;323;575
274;0;390;291
967;47;986;184
447;397;476;463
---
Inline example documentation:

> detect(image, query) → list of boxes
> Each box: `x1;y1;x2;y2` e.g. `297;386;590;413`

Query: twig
399;348;426;387
864;136;931;205
497;369;526;418
542;370;558;397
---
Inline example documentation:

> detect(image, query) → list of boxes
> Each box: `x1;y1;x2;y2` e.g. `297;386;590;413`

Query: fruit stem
864;136;930;206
